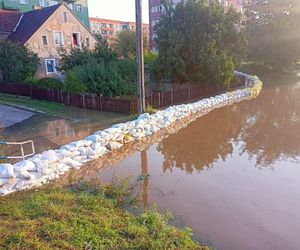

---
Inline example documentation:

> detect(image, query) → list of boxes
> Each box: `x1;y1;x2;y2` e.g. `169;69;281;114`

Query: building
89;17;149;47
0;4;97;77
149;0;246;51
0;0;90;27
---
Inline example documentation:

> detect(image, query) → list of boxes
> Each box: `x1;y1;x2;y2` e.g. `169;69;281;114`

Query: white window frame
41;35;48;46
72;32;81;47
39;0;47;7
45;59;57;74
53;31;63;46
19;0;28;5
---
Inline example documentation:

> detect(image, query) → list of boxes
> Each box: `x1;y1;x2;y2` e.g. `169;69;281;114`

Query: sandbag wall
0;73;263;195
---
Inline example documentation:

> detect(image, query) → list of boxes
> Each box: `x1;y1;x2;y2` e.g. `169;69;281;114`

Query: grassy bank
0;181;208;250
0;93;71;118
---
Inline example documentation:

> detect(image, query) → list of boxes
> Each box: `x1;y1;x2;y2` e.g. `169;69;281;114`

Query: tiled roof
8;4;62;44
0;10;22;33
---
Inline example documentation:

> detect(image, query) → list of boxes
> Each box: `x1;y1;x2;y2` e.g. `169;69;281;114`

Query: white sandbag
0;164;15;179
106;141;123;151
0;178;10;186
42;150;58;163
14;160;37;172
36;160;51;175
62;157;82;169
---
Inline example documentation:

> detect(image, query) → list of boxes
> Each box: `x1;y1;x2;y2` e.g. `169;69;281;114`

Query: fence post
82;94;85;108
158;92;161;107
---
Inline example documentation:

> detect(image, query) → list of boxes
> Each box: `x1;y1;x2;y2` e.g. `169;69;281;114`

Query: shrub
37;77;63;90
24;76;38;86
63;71;87;94
0;39;39;82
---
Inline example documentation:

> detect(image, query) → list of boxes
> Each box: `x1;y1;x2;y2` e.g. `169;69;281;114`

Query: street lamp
135;0;146;114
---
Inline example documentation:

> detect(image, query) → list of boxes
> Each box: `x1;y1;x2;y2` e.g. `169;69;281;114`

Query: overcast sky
88;0;150;23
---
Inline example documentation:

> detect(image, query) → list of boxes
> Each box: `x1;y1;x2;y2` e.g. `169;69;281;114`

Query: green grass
0;93;70;118
0;181;208;250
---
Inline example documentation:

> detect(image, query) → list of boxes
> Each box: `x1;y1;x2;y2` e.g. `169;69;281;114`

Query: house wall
25;4;97;78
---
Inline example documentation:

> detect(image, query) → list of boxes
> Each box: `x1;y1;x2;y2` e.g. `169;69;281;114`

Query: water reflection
2;111;127;154
157;74;300;170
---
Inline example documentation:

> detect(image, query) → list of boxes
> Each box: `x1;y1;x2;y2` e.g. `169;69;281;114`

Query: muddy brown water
2;73;300;249
63;73;300;250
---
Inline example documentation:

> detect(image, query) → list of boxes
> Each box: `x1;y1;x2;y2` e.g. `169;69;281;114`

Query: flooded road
76;73;300;250
1;107;127;155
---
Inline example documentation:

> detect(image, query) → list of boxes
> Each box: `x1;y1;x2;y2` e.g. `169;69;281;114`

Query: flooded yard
65;73;300;250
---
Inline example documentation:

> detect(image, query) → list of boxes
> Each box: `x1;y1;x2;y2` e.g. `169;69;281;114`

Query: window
54;31;63;45
63;12;67;22
42;35;48;45
48;0;58;6
68;3;74;9
85;37;90;47
19;0;28;4
45;59;56;74
39;0;47;7
72;33;80;46
76;4;82;12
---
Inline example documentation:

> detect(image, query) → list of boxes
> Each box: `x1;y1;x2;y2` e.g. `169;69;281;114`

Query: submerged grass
0;181;207;250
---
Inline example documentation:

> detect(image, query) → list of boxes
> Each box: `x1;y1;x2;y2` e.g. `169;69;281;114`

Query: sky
88;0;150;23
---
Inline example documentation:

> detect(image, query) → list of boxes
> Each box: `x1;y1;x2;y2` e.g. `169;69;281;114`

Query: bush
0;39;39;82
37;77;63;90
63;71;87;94
24;76;38;86
59;44;136;97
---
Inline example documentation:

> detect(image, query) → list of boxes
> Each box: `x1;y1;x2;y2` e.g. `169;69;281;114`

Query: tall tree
245;0;300;70
114;30;148;59
153;0;245;87
0;40;39;82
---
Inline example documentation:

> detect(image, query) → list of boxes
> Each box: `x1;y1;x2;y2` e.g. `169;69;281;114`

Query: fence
0;81;244;114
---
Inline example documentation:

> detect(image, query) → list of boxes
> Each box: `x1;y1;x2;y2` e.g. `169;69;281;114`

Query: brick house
0;3;97;77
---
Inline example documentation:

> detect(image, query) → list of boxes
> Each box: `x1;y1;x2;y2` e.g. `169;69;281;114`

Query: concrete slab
0;104;34;129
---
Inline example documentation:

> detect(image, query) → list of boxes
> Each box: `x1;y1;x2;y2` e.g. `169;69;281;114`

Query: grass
0;180;208;250
0;93;70;118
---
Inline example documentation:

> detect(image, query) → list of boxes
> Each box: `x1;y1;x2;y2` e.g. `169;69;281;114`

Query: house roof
0;10;22;33
8;4;61;44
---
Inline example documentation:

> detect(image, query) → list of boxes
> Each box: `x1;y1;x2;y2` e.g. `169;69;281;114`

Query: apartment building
0;0;90;27
149;0;247;51
89;17;149;46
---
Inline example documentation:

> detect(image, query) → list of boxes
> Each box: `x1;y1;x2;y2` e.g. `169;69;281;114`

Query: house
0;0;90;28
90;17;149;47
0;3;97;77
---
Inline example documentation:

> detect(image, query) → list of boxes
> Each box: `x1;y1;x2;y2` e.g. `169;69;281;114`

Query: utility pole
135;0;146;114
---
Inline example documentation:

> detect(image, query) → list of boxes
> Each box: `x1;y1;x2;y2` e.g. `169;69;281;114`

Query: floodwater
1;107;127;156
73;73;300;250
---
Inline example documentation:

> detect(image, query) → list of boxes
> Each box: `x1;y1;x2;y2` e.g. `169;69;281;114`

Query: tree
245;0;300;70
0;39;39;82
114;30;149;59
152;0;245;86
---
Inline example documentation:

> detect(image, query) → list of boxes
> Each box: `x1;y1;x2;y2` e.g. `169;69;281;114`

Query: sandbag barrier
0;73;263;195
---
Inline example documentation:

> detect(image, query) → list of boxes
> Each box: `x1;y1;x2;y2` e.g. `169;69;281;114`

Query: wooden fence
0;81;244;114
